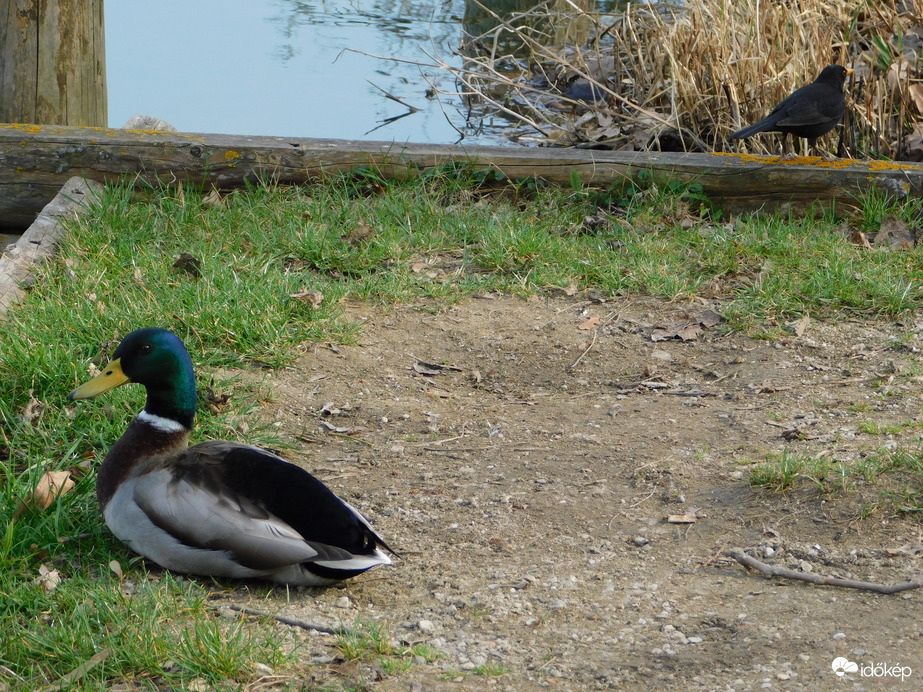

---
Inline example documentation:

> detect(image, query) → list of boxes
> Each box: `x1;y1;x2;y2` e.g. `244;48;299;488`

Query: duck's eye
138;344;153;355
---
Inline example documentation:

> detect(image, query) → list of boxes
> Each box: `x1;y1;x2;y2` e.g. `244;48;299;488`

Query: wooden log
1;124;922;228
0;0;107;127
0;176;103;314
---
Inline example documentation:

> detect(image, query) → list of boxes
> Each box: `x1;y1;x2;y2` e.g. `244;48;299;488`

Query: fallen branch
223;603;341;635
724;548;922;594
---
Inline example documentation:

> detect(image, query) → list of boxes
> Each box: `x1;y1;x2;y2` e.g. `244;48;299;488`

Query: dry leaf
578;314;601;330
875;216;916;251
788;314;810;337
53;648;112;689
201;187;225;208
411;261;439;279
907;82;923;115
904;122;923;162
652;321;702;342
16;470;75;517
346;219;375;245
676;323;702;341
852;229;873;249
412;359;461;376
698;310;723;328
109;560;124;579
33;564;62;593
20;388;45;426
289;289;324;307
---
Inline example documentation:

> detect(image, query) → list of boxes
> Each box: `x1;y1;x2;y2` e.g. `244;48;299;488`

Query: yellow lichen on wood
710;151;923;171
3;124;44;134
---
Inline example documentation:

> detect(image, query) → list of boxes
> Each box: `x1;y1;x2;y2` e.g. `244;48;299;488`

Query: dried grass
441;0;923;159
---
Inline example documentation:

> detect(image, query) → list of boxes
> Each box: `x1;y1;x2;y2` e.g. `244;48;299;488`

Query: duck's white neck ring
138;410;187;434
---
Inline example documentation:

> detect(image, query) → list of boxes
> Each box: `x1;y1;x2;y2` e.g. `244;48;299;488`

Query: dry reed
441;0;923;159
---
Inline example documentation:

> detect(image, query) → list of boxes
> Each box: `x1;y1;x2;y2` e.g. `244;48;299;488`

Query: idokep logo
831;658;858;676
831;657;912;681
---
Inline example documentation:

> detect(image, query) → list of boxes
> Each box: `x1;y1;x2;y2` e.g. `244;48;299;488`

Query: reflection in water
462;0;597;57
268;1;463;62
105;1;621;144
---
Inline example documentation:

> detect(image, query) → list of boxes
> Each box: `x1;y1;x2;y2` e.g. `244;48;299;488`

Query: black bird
731;65;853;159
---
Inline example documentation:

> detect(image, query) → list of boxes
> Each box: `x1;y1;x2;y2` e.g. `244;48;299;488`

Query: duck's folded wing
131;467;323;570
191;440;395;557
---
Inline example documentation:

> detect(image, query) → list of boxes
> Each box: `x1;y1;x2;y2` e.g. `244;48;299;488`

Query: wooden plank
0;176;104;314
2;124;922;228
0;1;107;127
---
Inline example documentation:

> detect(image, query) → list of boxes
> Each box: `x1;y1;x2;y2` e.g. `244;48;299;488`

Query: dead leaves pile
650;310;723;342
847;215;920;251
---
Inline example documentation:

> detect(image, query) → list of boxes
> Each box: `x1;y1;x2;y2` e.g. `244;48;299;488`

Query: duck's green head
69;328;198;429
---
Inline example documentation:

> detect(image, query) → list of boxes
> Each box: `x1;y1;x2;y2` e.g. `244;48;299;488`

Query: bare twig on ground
724;548;923;594
222;603;341;635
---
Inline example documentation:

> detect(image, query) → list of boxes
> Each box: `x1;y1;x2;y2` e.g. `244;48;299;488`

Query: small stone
832;632;846;640
417;619;435;632
336;596;352;609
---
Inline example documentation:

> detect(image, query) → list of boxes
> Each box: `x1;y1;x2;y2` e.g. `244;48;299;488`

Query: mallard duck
69;327;394;585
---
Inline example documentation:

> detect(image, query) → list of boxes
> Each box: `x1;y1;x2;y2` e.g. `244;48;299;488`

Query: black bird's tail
731;119;774;140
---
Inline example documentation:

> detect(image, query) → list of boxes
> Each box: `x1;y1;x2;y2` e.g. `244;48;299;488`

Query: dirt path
217;295;922;690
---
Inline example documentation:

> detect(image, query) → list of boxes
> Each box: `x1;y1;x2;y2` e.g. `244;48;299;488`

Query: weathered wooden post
0;0;107;126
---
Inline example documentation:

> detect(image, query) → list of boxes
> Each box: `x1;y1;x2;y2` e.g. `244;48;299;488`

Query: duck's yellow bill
69;359;130;400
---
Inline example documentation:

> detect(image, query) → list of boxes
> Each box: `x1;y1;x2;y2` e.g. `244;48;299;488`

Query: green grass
0;567;297;688
1;169;923;687
335;616;442;677
858;420;922;436
745;447;923;514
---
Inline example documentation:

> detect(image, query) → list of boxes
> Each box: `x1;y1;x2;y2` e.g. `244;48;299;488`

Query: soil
213;295;923;691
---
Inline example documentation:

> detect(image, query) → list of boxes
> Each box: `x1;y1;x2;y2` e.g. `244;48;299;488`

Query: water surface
106;1;472;143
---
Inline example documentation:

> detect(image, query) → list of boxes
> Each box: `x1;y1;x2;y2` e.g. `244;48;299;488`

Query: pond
108;0;483;143
105;0;623;145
